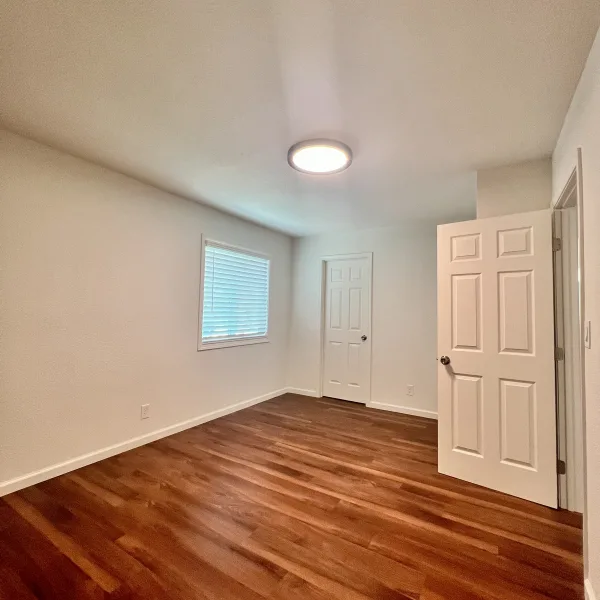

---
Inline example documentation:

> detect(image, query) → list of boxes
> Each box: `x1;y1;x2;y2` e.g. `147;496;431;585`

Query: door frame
318;252;374;401
552;148;586;512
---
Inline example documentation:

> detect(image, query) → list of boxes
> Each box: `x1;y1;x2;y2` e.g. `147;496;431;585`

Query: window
199;240;270;349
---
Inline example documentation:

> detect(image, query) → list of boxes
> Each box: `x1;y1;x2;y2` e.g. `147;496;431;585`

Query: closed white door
322;256;372;403
438;210;557;507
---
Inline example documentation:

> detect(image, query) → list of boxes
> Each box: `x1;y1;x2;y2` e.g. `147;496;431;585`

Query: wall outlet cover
141;404;150;419
407;385;415;396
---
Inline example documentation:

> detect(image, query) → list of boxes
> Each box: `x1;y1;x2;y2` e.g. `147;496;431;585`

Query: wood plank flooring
0;394;584;599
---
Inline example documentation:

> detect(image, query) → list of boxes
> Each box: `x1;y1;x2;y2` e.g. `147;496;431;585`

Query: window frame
197;237;271;351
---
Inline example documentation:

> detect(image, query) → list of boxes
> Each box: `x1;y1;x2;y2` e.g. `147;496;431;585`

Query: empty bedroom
1;1;600;599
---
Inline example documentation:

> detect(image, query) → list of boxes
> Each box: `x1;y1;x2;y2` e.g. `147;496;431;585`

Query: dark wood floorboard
0;394;584;599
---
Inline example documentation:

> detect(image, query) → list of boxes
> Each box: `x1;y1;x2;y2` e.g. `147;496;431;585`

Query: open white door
437;210;557;507
322;255;372;403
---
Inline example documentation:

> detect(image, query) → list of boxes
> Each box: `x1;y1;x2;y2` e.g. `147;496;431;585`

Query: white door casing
437;210;557;507
322;255;372;403
561;207;585;512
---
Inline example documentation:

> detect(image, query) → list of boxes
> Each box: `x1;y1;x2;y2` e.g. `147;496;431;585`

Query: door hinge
557;459;566;475
555;347;565;361
552;237;562;252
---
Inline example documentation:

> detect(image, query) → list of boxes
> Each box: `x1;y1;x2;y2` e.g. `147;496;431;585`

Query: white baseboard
0;388;287;497
367;401;438;420
586;579;597;600
285;387;320;398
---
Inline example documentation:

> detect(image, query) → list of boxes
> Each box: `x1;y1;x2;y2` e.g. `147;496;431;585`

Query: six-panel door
322;257;372;403
437;210;557;507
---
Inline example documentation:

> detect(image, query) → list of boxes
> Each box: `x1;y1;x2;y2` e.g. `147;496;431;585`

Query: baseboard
0;388;287;497
586;579;597;600
367;401;438;420
285;387;320;398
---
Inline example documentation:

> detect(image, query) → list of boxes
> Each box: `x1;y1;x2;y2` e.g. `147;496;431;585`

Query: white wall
552;26;600;600
477;158;552;219
0;131;292;494
287;226;438;418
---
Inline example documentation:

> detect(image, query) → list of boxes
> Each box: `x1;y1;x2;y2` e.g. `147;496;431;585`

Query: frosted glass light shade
288;140;352;174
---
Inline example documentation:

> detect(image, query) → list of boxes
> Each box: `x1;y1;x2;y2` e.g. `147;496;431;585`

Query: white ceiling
1;1;598;236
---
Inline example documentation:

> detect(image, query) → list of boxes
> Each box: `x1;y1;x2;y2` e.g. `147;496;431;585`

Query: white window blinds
201;242;270;345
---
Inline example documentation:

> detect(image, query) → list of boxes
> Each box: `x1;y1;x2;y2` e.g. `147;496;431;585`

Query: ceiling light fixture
288;139;352;174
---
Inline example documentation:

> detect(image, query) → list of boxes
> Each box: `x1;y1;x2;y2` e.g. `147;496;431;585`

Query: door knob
361;335;368;341
440;355;451;366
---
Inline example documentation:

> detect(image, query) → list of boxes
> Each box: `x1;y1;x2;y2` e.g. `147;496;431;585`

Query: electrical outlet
407;385;415;397
141;404;150;420
585;321;591;349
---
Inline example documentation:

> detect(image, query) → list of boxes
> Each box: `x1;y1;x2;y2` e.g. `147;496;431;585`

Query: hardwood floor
0;394;583;600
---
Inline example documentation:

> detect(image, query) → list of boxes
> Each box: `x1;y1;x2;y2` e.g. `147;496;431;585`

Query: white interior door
437;210;558;507
322;256;372;403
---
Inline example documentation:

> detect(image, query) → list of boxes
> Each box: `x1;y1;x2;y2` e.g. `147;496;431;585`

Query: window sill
197;337;270;351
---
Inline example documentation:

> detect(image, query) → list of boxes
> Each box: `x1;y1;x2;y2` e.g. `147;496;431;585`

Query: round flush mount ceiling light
287;139;352;174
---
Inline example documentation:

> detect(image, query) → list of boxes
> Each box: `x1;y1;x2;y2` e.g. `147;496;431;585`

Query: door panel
498;227;532;257
349;288;362;330
498;271;534;354
500;379;536;468
323;256;372;403
451;233;481;261
438;210;557;507
452;274;482;350
452;374;483;456
329;289;343;329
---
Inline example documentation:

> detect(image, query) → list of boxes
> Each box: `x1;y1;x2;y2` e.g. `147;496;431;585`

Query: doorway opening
553;151;586;513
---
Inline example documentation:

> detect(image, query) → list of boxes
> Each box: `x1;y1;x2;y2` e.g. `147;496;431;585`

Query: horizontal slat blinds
202;243;270;344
